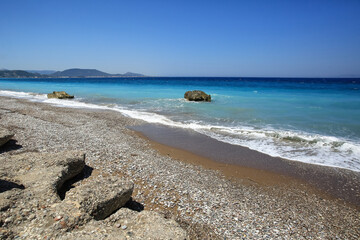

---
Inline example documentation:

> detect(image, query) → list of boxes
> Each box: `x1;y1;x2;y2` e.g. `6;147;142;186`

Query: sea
1;77;359;172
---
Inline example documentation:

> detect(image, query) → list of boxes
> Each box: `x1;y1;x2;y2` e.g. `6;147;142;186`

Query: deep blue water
1;77;359;171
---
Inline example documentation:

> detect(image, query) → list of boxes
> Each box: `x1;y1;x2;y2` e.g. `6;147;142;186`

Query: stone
184;90;211;102
47;91;74;99
125;210;188;239
1;151;85;202
0;199;12;211
0;127;14;147
59;209;188;239
4;217;12;223
63;176;134;220
59;221;67;229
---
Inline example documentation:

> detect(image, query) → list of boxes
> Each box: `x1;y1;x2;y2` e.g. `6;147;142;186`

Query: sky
1;0;360;77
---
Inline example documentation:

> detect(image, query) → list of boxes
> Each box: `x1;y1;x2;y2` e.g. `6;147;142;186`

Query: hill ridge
0;68;145;78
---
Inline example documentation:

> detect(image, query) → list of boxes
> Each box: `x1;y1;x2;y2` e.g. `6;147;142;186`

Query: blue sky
1;0;359;77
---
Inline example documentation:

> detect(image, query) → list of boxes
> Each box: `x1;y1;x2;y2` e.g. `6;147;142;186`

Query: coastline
1;96;359;239
136;130;294;186
131;124;360;207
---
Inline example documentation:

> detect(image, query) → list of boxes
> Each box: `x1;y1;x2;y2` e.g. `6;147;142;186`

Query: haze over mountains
27;70;56;75
0;68;145;78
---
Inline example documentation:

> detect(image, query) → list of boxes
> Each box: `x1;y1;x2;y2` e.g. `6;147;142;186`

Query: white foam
0;90;111;110
1;89;360;172
0;90;47;100
197;126;360;171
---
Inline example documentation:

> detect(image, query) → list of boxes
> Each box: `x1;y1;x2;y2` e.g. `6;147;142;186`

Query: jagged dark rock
184;90;211;102
47;91;74;99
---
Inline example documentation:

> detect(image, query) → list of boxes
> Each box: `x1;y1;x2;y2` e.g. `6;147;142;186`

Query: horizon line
1;68;360;79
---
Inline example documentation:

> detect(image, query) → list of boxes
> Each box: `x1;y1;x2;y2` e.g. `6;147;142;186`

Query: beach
1;95;359;239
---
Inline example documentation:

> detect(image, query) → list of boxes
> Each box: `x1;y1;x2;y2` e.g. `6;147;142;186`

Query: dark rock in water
47;91;74;99
184;90;211;102
0;127;14;147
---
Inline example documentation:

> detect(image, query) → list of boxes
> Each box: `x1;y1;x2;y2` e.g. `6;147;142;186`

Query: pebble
121;225;127;230
60;221;67;229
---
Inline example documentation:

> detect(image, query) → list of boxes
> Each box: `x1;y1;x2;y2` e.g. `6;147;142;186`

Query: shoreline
136;130;294;186
131;124;360;207
1;96;359;238
132;130;341;204
0;88;359;173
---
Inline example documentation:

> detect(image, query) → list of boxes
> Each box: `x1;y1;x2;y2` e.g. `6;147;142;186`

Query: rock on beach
63;176;134;220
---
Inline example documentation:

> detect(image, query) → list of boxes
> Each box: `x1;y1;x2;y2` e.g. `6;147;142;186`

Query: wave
1;89;359;172
201;127;360;172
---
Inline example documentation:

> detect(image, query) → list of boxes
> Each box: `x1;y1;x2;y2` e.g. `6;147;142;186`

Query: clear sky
1;0;359;77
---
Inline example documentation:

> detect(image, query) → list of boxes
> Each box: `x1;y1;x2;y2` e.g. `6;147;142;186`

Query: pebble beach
1;96;360;239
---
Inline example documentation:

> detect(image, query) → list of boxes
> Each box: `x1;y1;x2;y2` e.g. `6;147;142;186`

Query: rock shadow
124;197;144;212
57;165;93;200
0;140;22;154
0;179;25;193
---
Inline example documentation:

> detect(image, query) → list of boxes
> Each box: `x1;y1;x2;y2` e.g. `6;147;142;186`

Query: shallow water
1;77;359;171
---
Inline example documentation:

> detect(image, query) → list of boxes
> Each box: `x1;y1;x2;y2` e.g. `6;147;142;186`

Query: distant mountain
121;72;145;77
51;68;145;77
0;70;42;78
0;68;145;78
27;70;56;75
51;68;110;77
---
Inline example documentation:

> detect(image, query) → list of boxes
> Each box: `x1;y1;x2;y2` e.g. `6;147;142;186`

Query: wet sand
131;124;360;207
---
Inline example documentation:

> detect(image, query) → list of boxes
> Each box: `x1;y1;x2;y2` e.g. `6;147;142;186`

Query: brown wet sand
131;124;360;207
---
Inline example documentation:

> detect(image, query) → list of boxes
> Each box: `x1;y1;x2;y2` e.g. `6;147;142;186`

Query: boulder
47;91;74;99
62;176;134;220
2;151;85;201
0;127;14;147
184;90;211;102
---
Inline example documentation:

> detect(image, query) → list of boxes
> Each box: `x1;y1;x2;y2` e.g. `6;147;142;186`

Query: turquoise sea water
1;77;359;171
